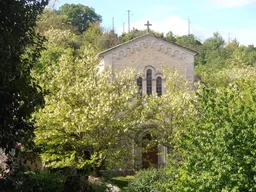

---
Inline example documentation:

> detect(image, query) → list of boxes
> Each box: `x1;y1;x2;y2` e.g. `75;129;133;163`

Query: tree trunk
92;166;101;177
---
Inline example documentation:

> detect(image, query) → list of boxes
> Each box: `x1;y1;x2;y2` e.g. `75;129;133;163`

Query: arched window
146;69;152;95
156;77;162;96
137;77;142;95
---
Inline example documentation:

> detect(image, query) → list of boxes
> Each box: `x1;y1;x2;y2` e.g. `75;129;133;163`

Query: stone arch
112;51;118;60
153;42;160;51
174;50;180;58
126;48;133;55
167;47;172;56
143;65;156;78
133;44;140;53
119;50;125;58
181;53;186;59
134;128;158;169
160;45;166;53
139;41;147;49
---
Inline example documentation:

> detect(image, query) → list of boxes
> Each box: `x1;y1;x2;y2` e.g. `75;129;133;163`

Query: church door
142;134;158;168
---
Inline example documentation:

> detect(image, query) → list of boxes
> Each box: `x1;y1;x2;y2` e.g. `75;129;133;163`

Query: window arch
156;77;162;96
146;69;152;95
137;77;142;95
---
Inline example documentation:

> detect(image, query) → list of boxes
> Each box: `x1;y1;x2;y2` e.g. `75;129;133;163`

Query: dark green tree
165;31;177;43
0;0;47;154
57;3;102;33
198;32;228;66
175;34;201;51
98;30;120;50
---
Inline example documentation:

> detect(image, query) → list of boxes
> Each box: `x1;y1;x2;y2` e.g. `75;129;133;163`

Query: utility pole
228;32;231;43
127;10;131;33
123;22;125;33
188;17;191;35
112;17;115;32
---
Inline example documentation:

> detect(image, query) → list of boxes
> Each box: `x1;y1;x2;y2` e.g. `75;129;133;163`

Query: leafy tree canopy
0;0;47;154
169;77;256;191
57;3;102;33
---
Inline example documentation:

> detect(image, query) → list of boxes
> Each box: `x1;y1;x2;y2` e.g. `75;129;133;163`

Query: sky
53;0;256;46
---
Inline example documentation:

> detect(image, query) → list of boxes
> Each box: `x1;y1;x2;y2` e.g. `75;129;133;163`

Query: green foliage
196;65;256;88
88;182;107;192
82;22;103;50
127;168;167;192
109;175;135;191
63;174;89;192
175;34;201;51
119;28;164;43
165;31;176;43
167;77;256;191
0;0;47;155
23;171;65;192
142;70;195;147
0;171;65;192
98;30;120;51
33;46;142;173
36;8;74;34
57;3;102;33
198;32;228;66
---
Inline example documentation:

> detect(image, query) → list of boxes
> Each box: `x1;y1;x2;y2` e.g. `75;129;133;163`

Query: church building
98;32;198;168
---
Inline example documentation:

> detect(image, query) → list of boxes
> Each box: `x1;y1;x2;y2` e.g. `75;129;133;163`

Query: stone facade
98;33;197;168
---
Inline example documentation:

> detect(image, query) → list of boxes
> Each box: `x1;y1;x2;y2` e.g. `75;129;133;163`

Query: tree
169;78;256;191
98;30;120;51
82;22;103;50
198;32;228;67
57;3;102;33
165;31;177;43
36;8;76;35
0;0;47;155
119;28;164;43
175;34;201;51
33;46;142;176
225;38;239;54
140;70;195;148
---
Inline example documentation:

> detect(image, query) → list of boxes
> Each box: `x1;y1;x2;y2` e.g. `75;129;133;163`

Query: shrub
0;171;65;192
22;171;65;192
127;168;167;192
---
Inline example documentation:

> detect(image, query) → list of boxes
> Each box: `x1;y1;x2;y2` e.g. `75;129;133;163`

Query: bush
88;182;107;192
127;168;167;192
22;171;65;192
0;171;65;192
63;175;88;192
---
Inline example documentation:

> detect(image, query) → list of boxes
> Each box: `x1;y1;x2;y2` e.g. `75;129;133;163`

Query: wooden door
142;134;158;168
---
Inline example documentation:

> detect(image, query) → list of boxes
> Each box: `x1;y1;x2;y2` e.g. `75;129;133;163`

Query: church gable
98;34;197;82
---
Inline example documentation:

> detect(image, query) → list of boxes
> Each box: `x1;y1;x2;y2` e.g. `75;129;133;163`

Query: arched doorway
142;133;158;168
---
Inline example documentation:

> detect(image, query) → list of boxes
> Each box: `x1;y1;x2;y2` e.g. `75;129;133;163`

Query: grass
109;175;135;191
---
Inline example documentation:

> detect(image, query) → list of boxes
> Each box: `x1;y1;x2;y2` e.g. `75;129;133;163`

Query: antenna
188;17;191;35
127;10;131;33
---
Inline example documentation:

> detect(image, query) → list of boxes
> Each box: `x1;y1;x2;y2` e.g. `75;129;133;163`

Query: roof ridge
98;33;198;57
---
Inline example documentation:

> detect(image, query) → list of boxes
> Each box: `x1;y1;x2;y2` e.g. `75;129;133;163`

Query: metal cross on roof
144;21;152;33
